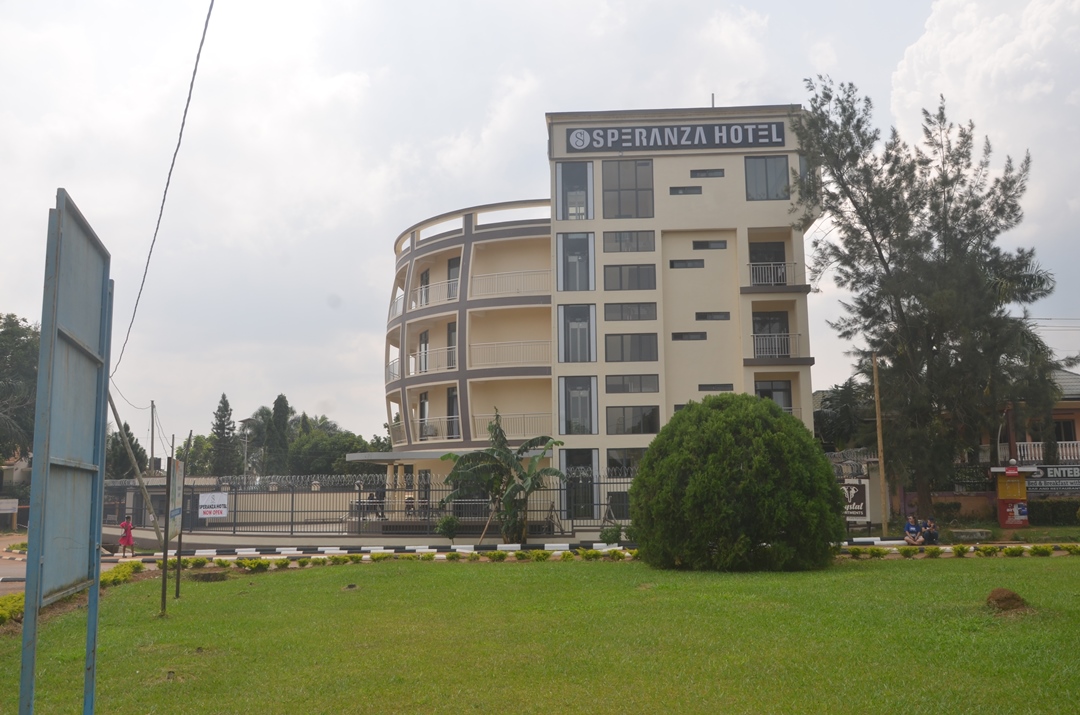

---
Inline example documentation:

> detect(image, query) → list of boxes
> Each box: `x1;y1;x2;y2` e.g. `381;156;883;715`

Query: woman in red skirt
119;515;134;557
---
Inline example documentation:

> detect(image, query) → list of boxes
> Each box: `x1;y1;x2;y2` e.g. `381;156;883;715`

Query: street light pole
238;417;257;478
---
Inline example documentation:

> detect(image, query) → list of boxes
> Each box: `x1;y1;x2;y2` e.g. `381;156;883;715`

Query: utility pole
107;393;163;546
150;400;155;479
873;353;888;539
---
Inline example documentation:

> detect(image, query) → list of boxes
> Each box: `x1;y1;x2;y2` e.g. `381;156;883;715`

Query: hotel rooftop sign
565;121;785;153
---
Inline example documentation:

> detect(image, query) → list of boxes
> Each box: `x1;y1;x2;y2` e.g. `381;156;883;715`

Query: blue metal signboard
20;189;113;715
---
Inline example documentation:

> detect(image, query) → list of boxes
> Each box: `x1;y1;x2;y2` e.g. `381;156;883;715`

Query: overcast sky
3;0;1079;453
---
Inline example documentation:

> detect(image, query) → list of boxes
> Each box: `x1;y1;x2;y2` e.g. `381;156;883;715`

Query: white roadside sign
198;492;228;519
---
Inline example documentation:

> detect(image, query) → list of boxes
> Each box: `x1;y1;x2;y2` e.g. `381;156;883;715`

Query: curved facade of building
356;104;817;505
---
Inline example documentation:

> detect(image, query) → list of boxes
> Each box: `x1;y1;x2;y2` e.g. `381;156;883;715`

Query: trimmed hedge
1027;498;1080;526
0;593;24;625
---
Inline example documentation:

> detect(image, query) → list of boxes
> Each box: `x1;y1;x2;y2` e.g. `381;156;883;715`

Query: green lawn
3;557;1079;714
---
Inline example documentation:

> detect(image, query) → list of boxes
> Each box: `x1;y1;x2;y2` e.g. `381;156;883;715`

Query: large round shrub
629;394;844;571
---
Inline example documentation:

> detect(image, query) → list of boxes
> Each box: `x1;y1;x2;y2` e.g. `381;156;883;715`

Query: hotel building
351;105;816;515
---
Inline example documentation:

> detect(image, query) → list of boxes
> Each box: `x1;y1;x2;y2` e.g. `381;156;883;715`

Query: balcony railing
386;358;401;382
470;270;551;298
470;340;551;367
409;346;457;375
388;293;405;320
413;416;462;442
472;412;552;439
748;262;797;287
781;406;803;419
752;333;801;359
389;422;407;446
409;279;459;310
992;441;1080;465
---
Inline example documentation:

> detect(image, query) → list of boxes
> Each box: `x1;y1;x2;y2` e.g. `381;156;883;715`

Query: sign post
991;461;1029;529
199;492;229;519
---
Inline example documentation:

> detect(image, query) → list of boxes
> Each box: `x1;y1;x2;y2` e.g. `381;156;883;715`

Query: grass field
2;557;1079;714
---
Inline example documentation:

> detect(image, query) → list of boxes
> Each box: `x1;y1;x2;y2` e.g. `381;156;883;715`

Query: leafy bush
396;553;419;561
297;557;311;567
485;550;508;562
577;548;602;561
1029;544;1054;557
370;552;393;562
924;546;944;559
898;546;919;559
421;552;436;561
435;515;460;543
513;551;530;561
274;558;292;569
606;549;626;561
7;542;27;552
974;545;1000;558
846;546;865;560
529;550;552;562
236;558;270;572
100;561;143;588
560;550;576;561
951;545;969;557
623;524;639;543
467;551;481;562
190;557;208;569
867;547;888;559
1027;498;1080;526
627;549;639;559
0;593;25;625
1002;546;1026;558
328;555;351;565
598;524;622;545
214;558;231;568
181;558;193;569
629;394;844;571
932;502;962;523
310;557;328;566
1061;544;1080;556
446;551;461;561
348;554;364;564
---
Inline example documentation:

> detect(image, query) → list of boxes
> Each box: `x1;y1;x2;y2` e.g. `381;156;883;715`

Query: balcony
470;270;551;299
982;441;1080;465
409;279;459;311
386;358;401;383
470;340;551;368
472;412;552;440
388;294;405;320
752;333;800;358
409;346;457;376
749;262;796;286
389;421;407;446
413;416;462;442
781;406;803;419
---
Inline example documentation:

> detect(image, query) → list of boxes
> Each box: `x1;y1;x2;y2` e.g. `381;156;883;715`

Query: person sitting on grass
921;517;939;545
904;515;924;545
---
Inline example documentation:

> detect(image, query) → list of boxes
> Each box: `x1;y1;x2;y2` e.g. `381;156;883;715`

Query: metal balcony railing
386;358;400;382
781;406;803;419
748;262;797;286
409;346;457;375
752;333;801;359
470;270;551;298
409;279;459;310
469;340;551;368
388;293;405;320
471;413;553;439
413;416;462;442
389;422;407;446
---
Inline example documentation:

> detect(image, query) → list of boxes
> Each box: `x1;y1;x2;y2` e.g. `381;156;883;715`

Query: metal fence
163;471;636;538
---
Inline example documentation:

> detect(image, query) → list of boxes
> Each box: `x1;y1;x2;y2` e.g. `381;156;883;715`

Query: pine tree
792;77;1071;516
264;394;292;475
105;421;148;479
210;393;242;477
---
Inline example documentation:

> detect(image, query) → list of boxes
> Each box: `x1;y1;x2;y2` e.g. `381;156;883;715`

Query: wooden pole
107;392;163;547
873;352;888;538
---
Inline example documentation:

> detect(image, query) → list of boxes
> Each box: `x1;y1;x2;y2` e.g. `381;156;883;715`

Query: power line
109;378;151;410
111;0;216;377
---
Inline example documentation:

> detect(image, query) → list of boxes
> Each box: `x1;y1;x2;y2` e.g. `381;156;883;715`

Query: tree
441;411;564;544
814;378;870;452
105;421;148;480
210;394;242;476
264;394;293;475
792;77;1071;517
288;429;368;475
0;314;40;459
176;434;214;476
629;394;845;571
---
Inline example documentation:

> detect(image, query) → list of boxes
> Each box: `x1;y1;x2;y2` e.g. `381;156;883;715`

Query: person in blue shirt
921;517;939;545
904;515;924;545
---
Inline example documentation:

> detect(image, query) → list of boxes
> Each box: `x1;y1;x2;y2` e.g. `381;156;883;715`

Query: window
446;322;457;369
602;159;654;218
417;330;429;373
670;259;705;269
672;332;707;341
560;376;597;435
752;311;791;358
606;406;660;435
604;264;656;290
698;383;733;392
563;449;597;519
447;386;460;438
608;448;646;470
604;302;656;321
755;380;792;411
696;311;730;321
605;333;658;362
447;257;460;300
670;186;702;195
749;242;785;263
558;233;594;291
559;304;595;363
745;156;790;200
418;269;430;306
603;230;655;252
606;374;659;393
418;392;431;440
692;240;727;250
673;404;686;412
557;162;592;220
691;168;725;178
1055;420;1077;442
749;242;788;285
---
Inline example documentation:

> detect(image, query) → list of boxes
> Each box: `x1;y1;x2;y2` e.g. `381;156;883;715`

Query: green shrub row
1027;499;1080;527
846;543;1077;559
100;560;144;588
0;593;25;625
